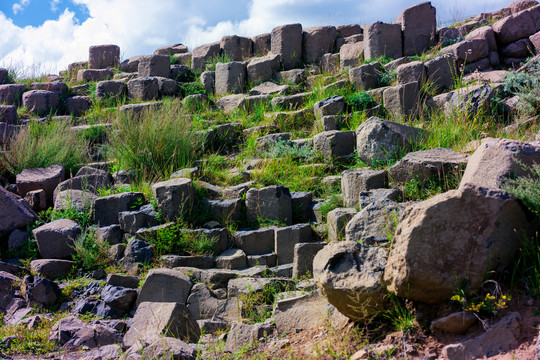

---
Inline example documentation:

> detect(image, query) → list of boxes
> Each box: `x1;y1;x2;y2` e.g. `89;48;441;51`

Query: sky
0;0;515;76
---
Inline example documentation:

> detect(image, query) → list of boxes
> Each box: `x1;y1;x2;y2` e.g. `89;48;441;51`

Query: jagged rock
249;81;289;96
355;116;425;164
200;71;215;95
293;242;326;278
313;130;355;160
492;9;536;46
151;178;194;222
33;219;80;259
349;62;383;90
389;148;467;183
154;43;188;55
460;137;540;190
225;322;274;352
94;224;123;245
327;208;357;241
186;281;238;320
121;238;155;266
442;313;521;358
30;259;75;279
0;185;38;239
100;284;137;312
341;169;387;207
246;185;292;225
50;316;86;345
119;204;157;234
106;274;140;289
142;337;197;360
271;23;303;70
124;302;200;347
16;164;64;206
313;241;387;321
384;185;531;304
136;269;192;307
94;192;145;226
89;44;120;69
23;275;60;307
277;69;305;84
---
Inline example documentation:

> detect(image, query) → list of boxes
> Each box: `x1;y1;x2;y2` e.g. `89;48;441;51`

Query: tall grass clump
1;120;90;176
107;101;204;182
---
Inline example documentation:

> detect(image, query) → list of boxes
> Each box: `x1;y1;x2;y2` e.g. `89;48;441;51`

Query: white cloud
50;0;61;12
12;0;31;15
0;0;514;76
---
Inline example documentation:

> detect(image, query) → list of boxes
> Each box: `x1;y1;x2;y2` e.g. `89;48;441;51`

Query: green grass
1;120;90;177
106;100;204;182
72;229;111;271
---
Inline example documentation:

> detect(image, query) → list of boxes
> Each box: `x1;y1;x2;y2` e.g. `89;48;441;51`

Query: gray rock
54;172;113;200
430;311;477;334
291;191;312;223
313;95;344;119
221;35;252;61
77;69;113;82
249;81;288;96
0;84;25;105
16;164;64;206
313;130;356;160
200;71;215;95
246;185;292;225
121;238;154;266
8;229;29;253
339;42;364;68
345;200;401;245
216;249;247;270
96;80;126;99
89;44;120;69
0;186;37;239
127;77;159;101
349;62;383;90
106;274;140;289
396;61;426;85
425;54;457;92
225;322;275;352
151;178;194;222
138;55;170;78
293;242;326;278
23;275;60;307
271;23;303;70
277;69;305;84
327;208;357;241
215;61;246;95
136;269;192;307
101;284;137;312
247;54;281;84
95;224;123;245
234;227;275;256
0;105;16;124
355;116;425;164
247;253;277;267
94;192;145;226
33;219;80;259
30;259;75;279
492;9;536;46
302;26;336;64
142;337;197;360
341;168;387;207
271;92;310;110
200;198;242;223
252;33;271;56
313;241;387;321
154;43;188;55
275;224;312;264
364;22;403;60
191;41;220;71
118;204;157;234
397;2;436;56
383;81;420;118
358;188;402;209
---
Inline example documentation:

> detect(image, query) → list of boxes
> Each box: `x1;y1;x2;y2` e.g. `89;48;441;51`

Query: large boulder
32;219;81;259
271;23;303;70
124;302;200;347
247;54;281;84
397;2;436;56
138;55;170;78
313;241;388;321
355;116;425;164
151;178;194;222
313;130;355;160
0;84;25;105
94;192;145;226
345;200;401;245
341;169;387;207
215;61;246;95
349;62;383;90
492;9;536;46
191;42;220;71
384;185;531;304
459;138;540;190
89;44;120;69
220;35;252;61
16;164;64;206
127;77;159;101
0;185;38;239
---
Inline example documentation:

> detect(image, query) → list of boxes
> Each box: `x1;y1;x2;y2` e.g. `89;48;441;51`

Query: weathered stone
274;224;312;264
127;77;159;101
277;69;305;84
161;255;214;269
430;311;477;334
291;191;312;223
345;200;400;245
341;169;387;207
492;9;536;46
119;205;157;234
466;26;498;51
252;33;271;56
349;62;383;90
77;69;113;82
313;130;355;160
383;81;420;118
191;42;220;71
221;35;252;61
247;253;277;267
200;198;242;223
313;241;387;321
0;84;25;105
364;22;403;60
54;190;95;213
154;43;188;55
425;54;457;91
397;61;426;85
138;55;170;78
106;274;140;289
397;2;436;56
389;148;467;183
293;242;326;278
54;172;113;200
216;249;247;270
23;275;60;307
246;185;292;225
321;53;340;73
96;80;126;99
442;313;521;358
101;284;137;312
355;116;425;164
137;269;192;307
200;71;215;95
33;219;80;259
313;95;344;119
327;208;357;241
215;61;246;95
271;23;303;70
225;322;273;352
8;229;28;253
30;259;75;279
303;26;336;64
119;101;163;116
124;302;200;347
24;189;47;211
22;90;59;116
65;96;91;116
234;227;275;256
0;105;16;124
340;42;364;68
249;81;289;96
384;185;531;304
89;44;120;69
142;337;197;360
271;92;310;110
460;138;540;190
0;185;37;239
151;178;194;222
501;38;533;57
247;54;281;84
94;192;145;226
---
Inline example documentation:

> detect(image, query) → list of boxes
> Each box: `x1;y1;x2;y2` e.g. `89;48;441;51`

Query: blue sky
0;0;515;75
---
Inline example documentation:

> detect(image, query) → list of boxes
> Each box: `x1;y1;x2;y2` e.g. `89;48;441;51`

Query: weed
205;53;232;72
39;206;93;229
345;91;377;112
451;281;511;315
1;120;90;176
72;230;112;271
180;82;206;96
400;172;460;202
504;162;540;218
318;194;343;221
382;294;416;333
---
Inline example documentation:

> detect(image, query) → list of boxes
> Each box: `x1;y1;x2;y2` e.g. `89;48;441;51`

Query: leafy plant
345;91;377;112
382;294;416;333
205;53;232;72
504;162;540;218
180;82;206;96
239;281;297;324
451;284;511;315
39;207;93;229
72;230;111;271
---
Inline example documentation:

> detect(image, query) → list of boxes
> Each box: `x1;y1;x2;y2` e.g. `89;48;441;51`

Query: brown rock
16;164;64;207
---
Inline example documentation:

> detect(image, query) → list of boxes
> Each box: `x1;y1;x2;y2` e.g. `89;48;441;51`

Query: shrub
72;230;111;271
205;53;232;72
344;91;377;112
107;101;204;182
504;162;540;218
1;120;90;176
180;82;206;96
39;206;93;229
141;222;217;257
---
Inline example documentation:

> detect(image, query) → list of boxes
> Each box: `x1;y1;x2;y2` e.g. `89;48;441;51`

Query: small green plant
504;162;540;218
451;284;511;315
239;281;297;324
180;82;206;96
318;194;343;221
72;230;111;271
205;53;232;72
382;294;416;333
39;207;93;229
345;91;377;112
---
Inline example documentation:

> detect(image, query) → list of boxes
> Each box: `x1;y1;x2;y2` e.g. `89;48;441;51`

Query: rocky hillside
0;0;540;359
